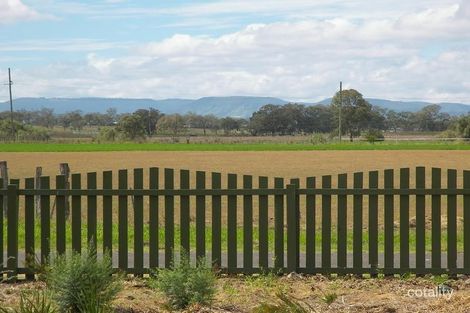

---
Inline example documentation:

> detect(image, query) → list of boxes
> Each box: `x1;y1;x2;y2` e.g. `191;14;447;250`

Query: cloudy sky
0;0;469;103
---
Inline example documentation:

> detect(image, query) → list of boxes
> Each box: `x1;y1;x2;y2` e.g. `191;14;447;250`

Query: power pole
8;68;15;140
148;107;152;136
339;81;342;141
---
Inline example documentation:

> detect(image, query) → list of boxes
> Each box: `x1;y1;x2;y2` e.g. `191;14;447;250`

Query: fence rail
1;166;469;280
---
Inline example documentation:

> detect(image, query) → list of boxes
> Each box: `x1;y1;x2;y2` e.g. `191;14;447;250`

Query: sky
0;0;469;104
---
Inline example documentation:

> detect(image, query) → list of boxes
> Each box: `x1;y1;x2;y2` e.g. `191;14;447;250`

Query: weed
149;253;216;310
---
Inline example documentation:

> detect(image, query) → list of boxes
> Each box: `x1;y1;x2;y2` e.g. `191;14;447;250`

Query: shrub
0;290;57;313
150;254;216;309
96;127;117;142
46;246;122;313
362;129;384;143
310;133;328;144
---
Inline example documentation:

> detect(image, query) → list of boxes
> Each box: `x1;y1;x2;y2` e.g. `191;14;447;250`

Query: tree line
0;89;467;141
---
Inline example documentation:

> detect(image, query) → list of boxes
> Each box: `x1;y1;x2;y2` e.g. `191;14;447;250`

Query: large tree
156;114;186;137
133;108;163;136
116;114;147;140
331;89;374;141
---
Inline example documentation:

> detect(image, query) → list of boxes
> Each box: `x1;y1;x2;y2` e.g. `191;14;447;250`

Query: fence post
286;183;298;273
0;161;8;217
7;184;18;282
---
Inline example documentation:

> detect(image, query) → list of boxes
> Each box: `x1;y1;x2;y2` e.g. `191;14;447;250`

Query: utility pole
339;81;342;142
8;68;15;140
148;107;152;136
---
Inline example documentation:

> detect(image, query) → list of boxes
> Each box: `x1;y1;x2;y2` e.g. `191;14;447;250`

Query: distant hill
1;96;286;118
319;98;470;115
2;96;469;118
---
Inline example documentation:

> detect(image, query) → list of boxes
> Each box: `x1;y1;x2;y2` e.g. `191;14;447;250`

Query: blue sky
1;0;469;104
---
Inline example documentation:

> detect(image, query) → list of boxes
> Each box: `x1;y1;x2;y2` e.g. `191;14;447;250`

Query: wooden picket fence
1;166;469;280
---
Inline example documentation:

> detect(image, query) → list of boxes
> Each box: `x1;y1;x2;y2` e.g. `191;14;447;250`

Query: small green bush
311;133;328;144
362;129;384;143
46;246;122;313
150;253;216;309
0;290;57;313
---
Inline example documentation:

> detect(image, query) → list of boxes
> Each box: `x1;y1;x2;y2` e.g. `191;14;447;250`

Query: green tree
156;114;186;137
331;89;374;141
454;115;470;138
133;108;163;136
116;114;147;140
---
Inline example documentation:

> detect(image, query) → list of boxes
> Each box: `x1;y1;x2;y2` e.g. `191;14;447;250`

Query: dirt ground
2;150;470;184
0;275;469;312
1;150;469;224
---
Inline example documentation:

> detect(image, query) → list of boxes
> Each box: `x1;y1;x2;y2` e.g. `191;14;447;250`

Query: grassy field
1;141;470;152
6;221;464;254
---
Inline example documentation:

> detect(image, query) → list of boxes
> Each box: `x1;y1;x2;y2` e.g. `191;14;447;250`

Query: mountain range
1;96;469;118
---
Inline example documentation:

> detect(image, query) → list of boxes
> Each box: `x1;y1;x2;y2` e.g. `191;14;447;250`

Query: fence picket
322;175;331;269
103;171;113;257
353;172;363;269
40;176;50;265
24;178;35;279
306;176;316;269
118;170;128;270
416;167;426;271
7;184;18;281
368;171;379;272
337;174;347;269
431;168;441;269
447;169;457;271
384;169;394;271
464;170;470;269
196;171;206;260
87;172;97;250
149;167;159;268
286;183;297;273
212;172;222;267
56;175;66;255
291;178;300;269
243;175;253;272
227;173;237;271
274;177;284;271
400;168;410;269
71;174;81;254
258;176;269;269
40;176;51;265
134;168;144;273
164;168;174;268
180;170;190;254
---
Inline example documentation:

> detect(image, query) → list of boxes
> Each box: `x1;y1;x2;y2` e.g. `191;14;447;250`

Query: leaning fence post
7;184;18;282
59;163;70;219
286;183;298;273
0;161;8;217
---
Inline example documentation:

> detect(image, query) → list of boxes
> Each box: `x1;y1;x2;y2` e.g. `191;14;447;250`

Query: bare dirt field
2;150;470;184
2;150;468;225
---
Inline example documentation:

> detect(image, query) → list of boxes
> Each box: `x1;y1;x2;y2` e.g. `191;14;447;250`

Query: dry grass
3;150;470;182
1;275;469;312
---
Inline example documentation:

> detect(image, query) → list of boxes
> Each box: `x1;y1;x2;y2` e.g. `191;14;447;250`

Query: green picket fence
1;166;469;280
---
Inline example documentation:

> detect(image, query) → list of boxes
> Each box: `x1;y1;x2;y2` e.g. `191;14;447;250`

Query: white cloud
0;0;48;24
2;1;470;104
